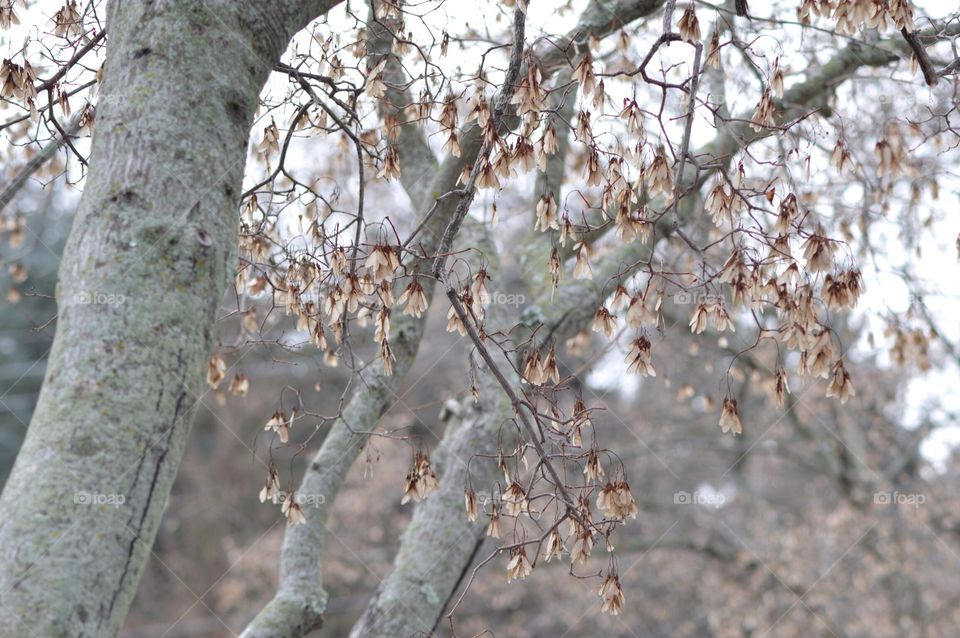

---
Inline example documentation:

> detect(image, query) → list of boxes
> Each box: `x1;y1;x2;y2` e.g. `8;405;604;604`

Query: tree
0;0;958;636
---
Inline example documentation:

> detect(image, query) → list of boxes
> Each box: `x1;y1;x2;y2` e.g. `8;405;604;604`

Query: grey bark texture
0;1;338;635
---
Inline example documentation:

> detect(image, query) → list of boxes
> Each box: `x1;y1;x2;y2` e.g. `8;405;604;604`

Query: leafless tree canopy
1;0;960;636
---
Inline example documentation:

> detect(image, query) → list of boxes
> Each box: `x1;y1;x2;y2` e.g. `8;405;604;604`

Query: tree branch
901;27;939;87
0;107;87;215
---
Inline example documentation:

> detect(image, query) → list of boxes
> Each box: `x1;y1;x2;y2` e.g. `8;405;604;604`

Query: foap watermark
874;491;925;508
74;491;126;508
490;292;525;307
75;291;126;306
876;91;936;122
672;290;715;305
281;492;326;508
475;490;498;505
674;490;726;508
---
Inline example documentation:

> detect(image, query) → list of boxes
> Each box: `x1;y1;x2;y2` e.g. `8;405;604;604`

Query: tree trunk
0;1;309;634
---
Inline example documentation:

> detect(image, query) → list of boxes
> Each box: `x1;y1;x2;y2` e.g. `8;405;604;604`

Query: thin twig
401;188;467;249
901;28;939;87
445;289;583;517
293;74;367;272
35;29;106;92
0;107;87;213
661;0;677;39
424;0;585;537
429;4;527;279
671;40;703;223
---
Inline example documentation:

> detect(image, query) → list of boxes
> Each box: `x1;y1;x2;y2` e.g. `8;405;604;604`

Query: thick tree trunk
0;1;314;635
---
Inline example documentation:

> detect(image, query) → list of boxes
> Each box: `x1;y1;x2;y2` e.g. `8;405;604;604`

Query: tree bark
0;1;336;634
